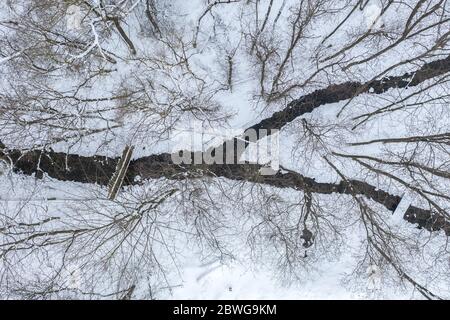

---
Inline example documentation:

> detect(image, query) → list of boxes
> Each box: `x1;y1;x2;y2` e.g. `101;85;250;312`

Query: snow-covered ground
0;0;449;299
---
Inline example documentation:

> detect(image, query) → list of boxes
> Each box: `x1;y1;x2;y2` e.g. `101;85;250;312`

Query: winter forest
0;0;449;300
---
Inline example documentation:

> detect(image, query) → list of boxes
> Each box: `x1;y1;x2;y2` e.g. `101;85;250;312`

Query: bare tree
0;0;449;299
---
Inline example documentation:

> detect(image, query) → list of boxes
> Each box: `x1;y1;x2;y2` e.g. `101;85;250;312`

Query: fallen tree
1;55;450;236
